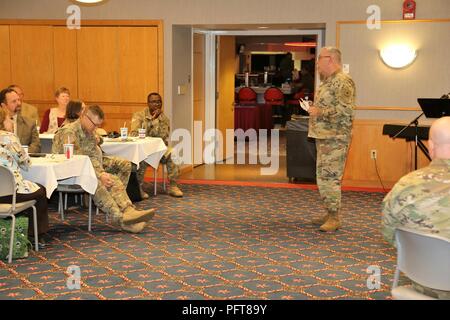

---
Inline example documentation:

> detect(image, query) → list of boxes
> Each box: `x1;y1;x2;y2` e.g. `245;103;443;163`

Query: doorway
186;27;324;183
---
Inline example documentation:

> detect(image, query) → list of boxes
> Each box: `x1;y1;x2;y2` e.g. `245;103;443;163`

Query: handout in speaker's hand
299;98;311;112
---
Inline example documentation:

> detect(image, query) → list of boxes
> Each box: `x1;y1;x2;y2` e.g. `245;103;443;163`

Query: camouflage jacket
130;107;170;145
308;70;356;140
52;119;106;178
382;158;450;245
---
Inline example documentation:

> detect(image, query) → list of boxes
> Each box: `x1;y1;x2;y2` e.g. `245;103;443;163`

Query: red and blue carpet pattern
0;183;398;300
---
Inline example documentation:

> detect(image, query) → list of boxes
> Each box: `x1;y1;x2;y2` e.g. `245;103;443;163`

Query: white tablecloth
101;137;167;169
21;154;98;198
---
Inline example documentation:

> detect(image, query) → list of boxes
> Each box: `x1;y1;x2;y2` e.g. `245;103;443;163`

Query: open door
216;35;236;162
193;33;206;166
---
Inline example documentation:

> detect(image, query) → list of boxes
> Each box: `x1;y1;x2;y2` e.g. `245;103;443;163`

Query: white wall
171;25;192;139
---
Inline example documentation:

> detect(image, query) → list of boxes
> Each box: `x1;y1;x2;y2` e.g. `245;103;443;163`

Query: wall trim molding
0;19;163;27
27;100;148;107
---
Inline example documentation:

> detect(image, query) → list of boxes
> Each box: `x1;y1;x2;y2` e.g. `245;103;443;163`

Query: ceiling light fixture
72;0;108;5
379;44;417;69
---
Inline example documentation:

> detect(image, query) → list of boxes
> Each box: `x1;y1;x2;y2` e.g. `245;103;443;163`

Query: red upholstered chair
264;87;285;125
237;87;257;105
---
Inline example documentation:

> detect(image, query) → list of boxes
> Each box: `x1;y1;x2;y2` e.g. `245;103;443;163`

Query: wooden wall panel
53;27;78;98
98;103;146;132
9;25;54;100
343;119;431;188
77;27;119;102
118;27;159;102
0;26;11;89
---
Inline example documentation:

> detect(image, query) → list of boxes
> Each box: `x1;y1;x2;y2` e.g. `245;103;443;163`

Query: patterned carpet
0;183;399;300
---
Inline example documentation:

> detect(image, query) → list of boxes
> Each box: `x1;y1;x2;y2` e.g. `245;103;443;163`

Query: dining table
21;154;98;199
100;136;168;196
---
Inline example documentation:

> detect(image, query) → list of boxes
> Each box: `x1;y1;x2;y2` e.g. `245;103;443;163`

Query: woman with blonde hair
40;87;70;133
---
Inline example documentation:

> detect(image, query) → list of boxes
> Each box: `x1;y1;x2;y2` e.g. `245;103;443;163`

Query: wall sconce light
379;44;417;69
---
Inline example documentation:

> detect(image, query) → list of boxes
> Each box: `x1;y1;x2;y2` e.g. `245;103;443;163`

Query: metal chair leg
8;215;16;263
88;194;92;232
59;192;65;220
32;206;39;252
162;164;166;191
154;167;157;196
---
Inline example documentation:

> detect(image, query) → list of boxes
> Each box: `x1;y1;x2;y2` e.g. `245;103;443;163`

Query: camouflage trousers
136;153;180;185
315;137;351;213
93;156;132;225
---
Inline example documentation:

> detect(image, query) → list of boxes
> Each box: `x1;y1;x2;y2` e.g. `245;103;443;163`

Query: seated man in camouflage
52;105;156;233
130;92;183;198
382;116;450;300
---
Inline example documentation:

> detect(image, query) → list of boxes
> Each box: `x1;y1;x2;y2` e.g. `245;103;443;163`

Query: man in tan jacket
0;88;40;153
9;85;40;125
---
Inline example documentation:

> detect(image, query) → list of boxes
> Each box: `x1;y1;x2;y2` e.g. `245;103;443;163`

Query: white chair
391;227;450;300
153;163;167;196
0;166;39;263
56;184;98;232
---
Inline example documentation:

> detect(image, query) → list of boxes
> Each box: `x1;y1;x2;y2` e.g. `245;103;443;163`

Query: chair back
264;87;284;104
0;166;16;211
293;90;306;100
394;227;450;291
238;87;257;105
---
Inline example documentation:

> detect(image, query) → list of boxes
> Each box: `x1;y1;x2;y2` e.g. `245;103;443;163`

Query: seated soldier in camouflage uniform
52;105;156;233
130;92;183;199
382;116;450;300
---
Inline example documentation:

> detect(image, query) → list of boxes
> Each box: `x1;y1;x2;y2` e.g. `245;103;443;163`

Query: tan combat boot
120;221;147;233
319;211;342;232
168;182;183;197
122;206;156;225
311;213;330;226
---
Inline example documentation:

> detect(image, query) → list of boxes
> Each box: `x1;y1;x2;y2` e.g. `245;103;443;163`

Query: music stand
417;98;450;118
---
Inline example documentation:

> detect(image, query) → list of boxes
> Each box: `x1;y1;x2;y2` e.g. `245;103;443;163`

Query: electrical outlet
371;149;377;159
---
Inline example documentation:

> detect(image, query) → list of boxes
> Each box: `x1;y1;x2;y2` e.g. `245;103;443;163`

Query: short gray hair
322;46;342;65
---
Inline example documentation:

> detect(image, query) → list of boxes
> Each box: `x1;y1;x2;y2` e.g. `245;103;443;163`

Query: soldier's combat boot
311;213;330;225
122;206;156;225
168;182;183;197
319;211;341;232
120;221;147;233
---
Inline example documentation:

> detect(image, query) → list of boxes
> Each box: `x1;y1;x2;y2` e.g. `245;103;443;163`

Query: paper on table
299;98;311;112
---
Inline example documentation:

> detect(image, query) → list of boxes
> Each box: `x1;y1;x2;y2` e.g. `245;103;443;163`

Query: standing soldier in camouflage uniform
307;47;356;232
382;116;450;299
130;92;183;198
52;105;156;233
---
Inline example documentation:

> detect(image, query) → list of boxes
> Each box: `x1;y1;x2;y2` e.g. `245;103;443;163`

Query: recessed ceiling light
71;0;108;5
258;26;269;29
75;0;104;3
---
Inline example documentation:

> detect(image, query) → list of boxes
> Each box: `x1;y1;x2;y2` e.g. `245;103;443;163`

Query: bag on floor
0;216;31;260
